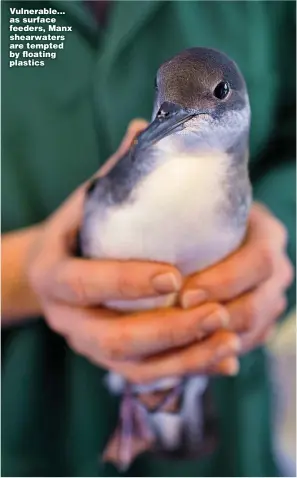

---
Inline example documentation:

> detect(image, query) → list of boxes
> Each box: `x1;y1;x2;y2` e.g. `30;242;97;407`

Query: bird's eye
157;108;169;119
213;81;230;100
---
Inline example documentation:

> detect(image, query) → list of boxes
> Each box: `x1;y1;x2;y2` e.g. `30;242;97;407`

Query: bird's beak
132;102;198;153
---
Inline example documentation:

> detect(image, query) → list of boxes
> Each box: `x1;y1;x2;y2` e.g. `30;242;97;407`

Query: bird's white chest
87;151;244;276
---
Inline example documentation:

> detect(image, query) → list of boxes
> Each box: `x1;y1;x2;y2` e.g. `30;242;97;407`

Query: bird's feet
102;386;155;471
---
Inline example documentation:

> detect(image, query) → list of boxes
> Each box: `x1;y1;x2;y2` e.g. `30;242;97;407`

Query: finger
97;303;230;359
181;243;274;309
226;270;289;333
117;119;149;155
43;301;118;338
280;255;295;289
45;259;183;306
205;355;240;376
251;324;276;346
48;302;230;361
181;206;288;309
105;330;240;384
251;203;288;248
239;295;287;354
46;184;86;238
97;119;149;178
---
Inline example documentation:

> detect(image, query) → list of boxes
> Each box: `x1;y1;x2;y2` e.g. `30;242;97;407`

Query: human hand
27;120;240;384
181;202;294;353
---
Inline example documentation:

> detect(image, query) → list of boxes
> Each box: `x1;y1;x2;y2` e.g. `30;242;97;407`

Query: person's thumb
98;118;149;178
47;119;149;235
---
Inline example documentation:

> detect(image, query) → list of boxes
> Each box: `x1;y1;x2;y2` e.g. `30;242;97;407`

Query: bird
79;47;252;471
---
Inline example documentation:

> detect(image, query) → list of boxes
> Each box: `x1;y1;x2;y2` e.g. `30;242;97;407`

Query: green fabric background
1;1;296;476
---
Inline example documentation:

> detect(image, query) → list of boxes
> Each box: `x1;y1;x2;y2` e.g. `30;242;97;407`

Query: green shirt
2;1;296;476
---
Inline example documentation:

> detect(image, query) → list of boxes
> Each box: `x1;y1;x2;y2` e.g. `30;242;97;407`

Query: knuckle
183;345;210;374
282;259;294;288
162;324;183;349
219;267;238;293
102;324;129;360
259;244;275;277
275;220;288;247
275;296;287;317
116;269;136;299
104;343;125;361
67;273;89;305
242;297;258;330
28;261;45;294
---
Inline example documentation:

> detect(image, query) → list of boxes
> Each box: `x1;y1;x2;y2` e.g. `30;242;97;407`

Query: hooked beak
132;102;200;153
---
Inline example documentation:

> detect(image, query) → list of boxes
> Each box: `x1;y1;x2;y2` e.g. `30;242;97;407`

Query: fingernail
217;336;241;358
152;272;182;294
201;309;230;332
226;359;240;376
181;289;208;309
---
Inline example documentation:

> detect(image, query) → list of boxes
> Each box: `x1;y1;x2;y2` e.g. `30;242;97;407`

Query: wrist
2;223;45;325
